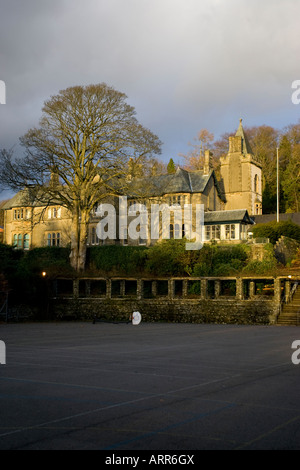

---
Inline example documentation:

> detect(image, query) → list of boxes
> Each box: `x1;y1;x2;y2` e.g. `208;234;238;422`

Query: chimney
203;150;213;174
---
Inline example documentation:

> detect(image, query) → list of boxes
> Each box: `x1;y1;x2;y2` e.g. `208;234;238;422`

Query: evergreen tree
167;158;176;174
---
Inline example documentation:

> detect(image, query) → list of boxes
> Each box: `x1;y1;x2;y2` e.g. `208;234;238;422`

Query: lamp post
277;147;279;223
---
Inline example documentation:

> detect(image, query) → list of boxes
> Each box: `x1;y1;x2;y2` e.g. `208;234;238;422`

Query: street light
277;147;279;223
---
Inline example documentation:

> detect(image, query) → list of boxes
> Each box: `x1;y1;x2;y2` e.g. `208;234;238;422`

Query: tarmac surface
0;320;300;451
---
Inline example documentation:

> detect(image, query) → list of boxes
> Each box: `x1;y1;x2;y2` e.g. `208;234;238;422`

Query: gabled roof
1;191;27;209
127;166;226;202
204;209;254;225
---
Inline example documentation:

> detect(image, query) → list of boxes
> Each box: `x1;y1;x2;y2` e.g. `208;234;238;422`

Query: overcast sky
1;0;300;196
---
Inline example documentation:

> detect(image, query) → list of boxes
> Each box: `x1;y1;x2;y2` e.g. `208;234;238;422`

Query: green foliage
252;220;300;244
192;244;249;276
242;259;277;275
0;243;23;277
21;247;71;273
87;245;148;275
145;239;187;276
167;158;176;174
242;243;277;275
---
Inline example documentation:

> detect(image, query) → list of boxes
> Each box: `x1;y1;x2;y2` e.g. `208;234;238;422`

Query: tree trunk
69;211;79;271
77;219;88;271
69;208;89;272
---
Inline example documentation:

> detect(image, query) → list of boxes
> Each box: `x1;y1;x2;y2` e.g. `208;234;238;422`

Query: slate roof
128;166;226;202
1;191;29;209
204;209;254;225
251;212;300;226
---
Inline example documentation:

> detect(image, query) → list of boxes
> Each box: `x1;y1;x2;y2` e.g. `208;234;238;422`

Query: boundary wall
48;276;294;325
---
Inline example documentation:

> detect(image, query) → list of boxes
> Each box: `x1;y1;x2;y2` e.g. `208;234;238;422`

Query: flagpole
276;147;279;222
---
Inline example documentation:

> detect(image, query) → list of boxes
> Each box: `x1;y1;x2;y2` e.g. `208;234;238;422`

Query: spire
234;118;253;155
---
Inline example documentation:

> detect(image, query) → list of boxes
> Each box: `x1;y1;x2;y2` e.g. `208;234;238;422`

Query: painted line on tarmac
0;374;239;439
102;402;236;450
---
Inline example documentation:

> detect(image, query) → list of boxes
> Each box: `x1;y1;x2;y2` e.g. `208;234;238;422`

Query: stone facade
2;119;260;249
220;119;262;215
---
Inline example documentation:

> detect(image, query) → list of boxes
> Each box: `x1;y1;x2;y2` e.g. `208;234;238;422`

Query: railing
49;276;286;303
289;281;299;303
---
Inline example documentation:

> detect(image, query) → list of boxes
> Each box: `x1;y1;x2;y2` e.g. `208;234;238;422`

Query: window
89;226;101;245
47;232;60;246
174;223;181;239
13;209;24;220
225;224;236;240
169;195;185;206
48;207;61;219
23;234;30;250
255;203;261;215
205;225;211;241
169;224;185;239
12;233;30;249
205;225;221;241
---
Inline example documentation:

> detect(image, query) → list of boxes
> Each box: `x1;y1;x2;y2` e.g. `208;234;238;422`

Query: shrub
252;220;300;244
87;245;148;275
145;239;187;276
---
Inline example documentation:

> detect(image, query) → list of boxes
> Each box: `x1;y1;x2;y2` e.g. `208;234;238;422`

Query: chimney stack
203;150;213;174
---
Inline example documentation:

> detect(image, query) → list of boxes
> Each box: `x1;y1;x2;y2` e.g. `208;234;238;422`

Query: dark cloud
1;0;300;170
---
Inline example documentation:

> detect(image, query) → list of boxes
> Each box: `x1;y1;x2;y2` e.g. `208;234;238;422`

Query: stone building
220;119;262;215
1;119;259;249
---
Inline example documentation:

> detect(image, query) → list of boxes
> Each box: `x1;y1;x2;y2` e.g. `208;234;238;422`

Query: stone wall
274;236;300;265
48;276;290;325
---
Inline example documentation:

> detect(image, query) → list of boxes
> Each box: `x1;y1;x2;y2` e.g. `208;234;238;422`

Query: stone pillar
168;279;175;299
182;279;188;298
201;279;208;299
152;281;157;297
73;279;79;298
214;280;220;299
249;281;255;299
236;278;243;300
120;280;125;297
285;279;291;303
86;280;91;297
137;279;142;300
106;279;111;299
274;278;281;303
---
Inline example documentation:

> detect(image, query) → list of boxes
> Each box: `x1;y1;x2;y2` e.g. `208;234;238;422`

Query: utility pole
277;147;279;222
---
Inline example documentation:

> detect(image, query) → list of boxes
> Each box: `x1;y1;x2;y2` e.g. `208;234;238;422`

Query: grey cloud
1;0;300;167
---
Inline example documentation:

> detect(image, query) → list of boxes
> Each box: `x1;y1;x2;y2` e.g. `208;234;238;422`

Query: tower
220;119;262;215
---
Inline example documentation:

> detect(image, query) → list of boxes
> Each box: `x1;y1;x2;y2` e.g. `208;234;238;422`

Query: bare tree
179;129;214;171
0;84;162;271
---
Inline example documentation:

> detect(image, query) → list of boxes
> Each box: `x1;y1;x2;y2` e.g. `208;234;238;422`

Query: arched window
254;174;259;193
